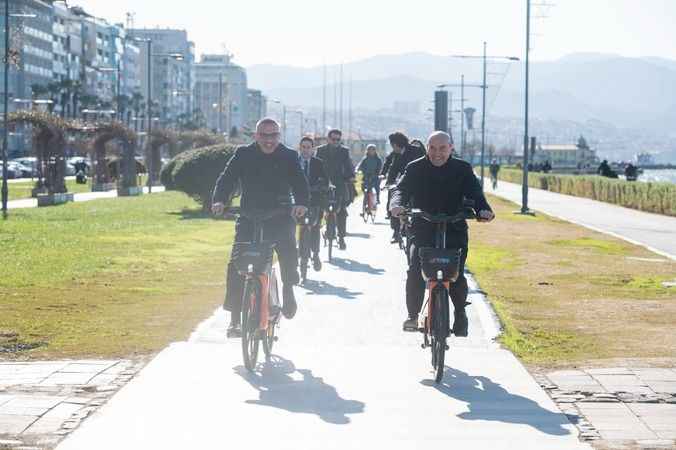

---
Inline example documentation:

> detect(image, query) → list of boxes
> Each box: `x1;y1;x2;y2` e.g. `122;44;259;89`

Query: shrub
499;169;676;217
160;143;236;209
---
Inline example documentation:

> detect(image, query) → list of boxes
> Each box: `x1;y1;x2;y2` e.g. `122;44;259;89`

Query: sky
75;0;676;68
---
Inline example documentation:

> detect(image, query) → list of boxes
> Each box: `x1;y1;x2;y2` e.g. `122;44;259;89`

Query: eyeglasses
259;132;280;139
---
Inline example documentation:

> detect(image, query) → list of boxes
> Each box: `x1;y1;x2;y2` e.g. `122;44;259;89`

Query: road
55;205;589;450
489;180;676;260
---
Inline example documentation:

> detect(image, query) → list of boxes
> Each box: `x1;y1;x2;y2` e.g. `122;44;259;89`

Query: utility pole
218;72;224;134
460;74;465;158
322;63;326;135
480;41;487;188
521;0;532;214
339;63;344;131
2;0;10;218
146;39;153;194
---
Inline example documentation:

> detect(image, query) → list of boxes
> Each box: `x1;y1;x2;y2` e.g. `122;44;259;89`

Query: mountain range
246;52;676;132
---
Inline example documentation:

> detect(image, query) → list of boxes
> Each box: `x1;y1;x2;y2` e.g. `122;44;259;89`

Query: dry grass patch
468;194;676;369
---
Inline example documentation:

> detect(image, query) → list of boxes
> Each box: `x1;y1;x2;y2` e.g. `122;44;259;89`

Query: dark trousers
406;234;469;319
225;215;299;315
303;207;323;257
337;203;348;238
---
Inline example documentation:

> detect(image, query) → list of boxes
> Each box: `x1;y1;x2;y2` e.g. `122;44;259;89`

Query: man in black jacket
315;129;355;250
383;132;426;243
298;136;329;271
390;131;494;337
212;118;309;337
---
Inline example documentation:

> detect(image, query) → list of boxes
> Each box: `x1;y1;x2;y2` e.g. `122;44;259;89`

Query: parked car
7;161;34;178
11;157;38;177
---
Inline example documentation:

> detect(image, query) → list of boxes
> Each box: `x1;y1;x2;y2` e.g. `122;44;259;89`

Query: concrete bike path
56;205;589;450
489;180;676;260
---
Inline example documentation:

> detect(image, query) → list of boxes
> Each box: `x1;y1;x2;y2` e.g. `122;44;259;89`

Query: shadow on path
235;356;365;425
346;232;371;239
329;257;385;275
300;279;362;300
421;367;572;436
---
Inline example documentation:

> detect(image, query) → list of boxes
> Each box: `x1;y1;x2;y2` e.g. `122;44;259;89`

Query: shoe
403;316;419;332
312;255;322;272
282;285;297;319
452;308;468;337
226;320;242;338
338;238;347;250
390;232;401;244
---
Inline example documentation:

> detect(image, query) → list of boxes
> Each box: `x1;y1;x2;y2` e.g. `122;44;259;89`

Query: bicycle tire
241;279;261;372
262;318;276;361
431;287;449;383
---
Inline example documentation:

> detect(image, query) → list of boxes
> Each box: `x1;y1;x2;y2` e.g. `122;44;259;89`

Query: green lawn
0;191;234;359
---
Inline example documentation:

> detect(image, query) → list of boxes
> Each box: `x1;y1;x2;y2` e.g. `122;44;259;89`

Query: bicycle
400;207;476;383
360;177;378;224
230;207;285;371
298;206;320;283
323;184;338;263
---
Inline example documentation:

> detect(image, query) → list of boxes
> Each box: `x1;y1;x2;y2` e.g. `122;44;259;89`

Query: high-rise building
128;28;194;127
193;54;248;133
246;89;266;130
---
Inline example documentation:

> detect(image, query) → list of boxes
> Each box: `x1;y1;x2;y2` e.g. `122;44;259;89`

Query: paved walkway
8;186;165;210
0;360;142;449
538;368;676;447
489;181;676;260
53;205;589;450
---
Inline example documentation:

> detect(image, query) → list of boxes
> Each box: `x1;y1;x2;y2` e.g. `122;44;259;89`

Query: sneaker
403;316;419;332
452;308;468;337
226;320;242;338
338;238;347;250
390;232;401;244
282;285;297;319
312;255;322;272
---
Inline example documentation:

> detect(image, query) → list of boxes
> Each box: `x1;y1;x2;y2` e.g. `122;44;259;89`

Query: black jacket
212;142;309;209
299;156;329;206
390;156;492;238
315;144;355;200
384;144;425;186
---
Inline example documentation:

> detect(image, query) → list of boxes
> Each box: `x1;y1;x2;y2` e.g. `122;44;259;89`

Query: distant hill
246;52;676;131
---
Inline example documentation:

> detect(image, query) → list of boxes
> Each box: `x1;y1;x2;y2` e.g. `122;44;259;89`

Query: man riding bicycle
298;136;329;272
390;131;494;337
357;144;383;213
212;118;309;337
383;132;425;244
316;129;356;250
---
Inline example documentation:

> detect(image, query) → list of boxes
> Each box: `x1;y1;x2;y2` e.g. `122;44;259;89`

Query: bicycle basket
233;243;275;274
419;247;462;282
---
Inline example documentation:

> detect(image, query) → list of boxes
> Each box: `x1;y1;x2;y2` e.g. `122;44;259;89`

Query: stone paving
538;368;676;449
0;360;144;449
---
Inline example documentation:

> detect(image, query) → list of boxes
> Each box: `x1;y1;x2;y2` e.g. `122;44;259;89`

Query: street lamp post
2;8;36;218
521;0;533;214
270;99;286;143
450;48;519;187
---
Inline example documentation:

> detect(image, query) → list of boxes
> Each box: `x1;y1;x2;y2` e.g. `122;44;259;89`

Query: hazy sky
76;0;676;67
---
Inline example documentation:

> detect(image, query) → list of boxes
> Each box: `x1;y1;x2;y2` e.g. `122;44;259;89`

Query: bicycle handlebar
227;206;292;221
400;208;476;224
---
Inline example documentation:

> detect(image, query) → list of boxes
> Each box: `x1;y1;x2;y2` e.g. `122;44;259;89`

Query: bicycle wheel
431;288;449;383
241;279;261;372
362;201;368;223
262;319;277;361
326;216;336;262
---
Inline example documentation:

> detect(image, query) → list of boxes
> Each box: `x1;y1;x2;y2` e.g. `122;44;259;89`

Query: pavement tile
586;368;634;375
0;414;38;434
593;374;646;385
39;372;95;386
59;363;110;374
599;429;658;440
632;368;676;381
601;385;655;395
644;382;676;394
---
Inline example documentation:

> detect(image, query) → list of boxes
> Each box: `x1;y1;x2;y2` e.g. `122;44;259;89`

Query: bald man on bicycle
390;131;494;337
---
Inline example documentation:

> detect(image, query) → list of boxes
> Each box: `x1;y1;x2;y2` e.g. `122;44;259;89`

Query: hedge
160;143;236;209
499;168;676;217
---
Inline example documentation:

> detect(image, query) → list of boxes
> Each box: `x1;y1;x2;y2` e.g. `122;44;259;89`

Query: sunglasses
259;132;280;139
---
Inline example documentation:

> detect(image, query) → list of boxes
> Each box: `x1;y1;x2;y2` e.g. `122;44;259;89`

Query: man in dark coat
298;136;329;270
390;131;494;337
212;118;309;337
315;129;355;250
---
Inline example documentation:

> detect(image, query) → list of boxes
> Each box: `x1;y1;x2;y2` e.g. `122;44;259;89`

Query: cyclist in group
316;129;356;251
383;131;425;244
298;136;329;272
356;144;383;213
211;118;309;337
390;131;494;337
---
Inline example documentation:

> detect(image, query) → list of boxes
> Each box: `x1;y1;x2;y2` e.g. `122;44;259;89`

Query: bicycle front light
437;270;443;281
